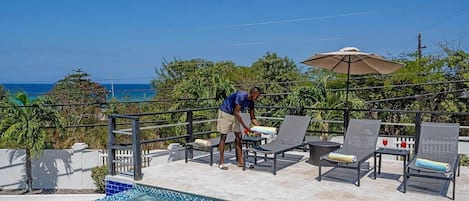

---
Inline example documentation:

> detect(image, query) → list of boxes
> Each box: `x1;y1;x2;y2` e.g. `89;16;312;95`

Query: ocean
1;83;156;101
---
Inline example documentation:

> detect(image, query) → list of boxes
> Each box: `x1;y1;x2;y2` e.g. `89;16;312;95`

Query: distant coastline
1;83;156;101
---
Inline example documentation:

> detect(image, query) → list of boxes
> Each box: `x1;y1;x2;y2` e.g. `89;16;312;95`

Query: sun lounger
243;115;311;175
403;122;460;200
318;119;381;186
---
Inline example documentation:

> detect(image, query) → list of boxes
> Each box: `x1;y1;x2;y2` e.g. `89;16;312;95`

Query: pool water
97;184;223;201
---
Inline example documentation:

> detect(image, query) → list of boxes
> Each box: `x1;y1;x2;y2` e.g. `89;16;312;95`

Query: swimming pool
97;184;223;201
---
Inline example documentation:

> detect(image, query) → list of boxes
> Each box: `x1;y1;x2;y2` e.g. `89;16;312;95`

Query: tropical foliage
0;92;63;192
1;47;469;151
47;69;108;149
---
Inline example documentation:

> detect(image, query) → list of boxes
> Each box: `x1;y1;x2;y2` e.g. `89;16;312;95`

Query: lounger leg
255;152;258;164
243;149;247;171
357;162;360;187
210;148;213;166
185;146;188;163
403;170;407;193
378;153;382;174
402;155;406;192
373;152;376;179
318;158;322;181
452;173;456;200
273;154;277;175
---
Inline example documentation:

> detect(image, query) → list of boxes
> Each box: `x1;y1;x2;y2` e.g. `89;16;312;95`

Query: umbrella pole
344;60;351;135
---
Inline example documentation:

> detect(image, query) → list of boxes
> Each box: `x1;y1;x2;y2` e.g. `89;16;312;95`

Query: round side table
307;141;341;166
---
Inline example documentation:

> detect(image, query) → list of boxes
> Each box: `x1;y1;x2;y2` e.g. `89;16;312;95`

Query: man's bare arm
234;104;250;130
249;109;259;126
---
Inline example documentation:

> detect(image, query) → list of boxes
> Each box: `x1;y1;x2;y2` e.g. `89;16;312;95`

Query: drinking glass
382;138;388;147
400;140;407;148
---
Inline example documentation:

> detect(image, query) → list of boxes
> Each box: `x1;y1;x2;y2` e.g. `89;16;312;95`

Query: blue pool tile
105;179;135;196
98;184;223;201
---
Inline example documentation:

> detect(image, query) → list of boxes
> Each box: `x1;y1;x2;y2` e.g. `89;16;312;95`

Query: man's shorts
217;109;241;134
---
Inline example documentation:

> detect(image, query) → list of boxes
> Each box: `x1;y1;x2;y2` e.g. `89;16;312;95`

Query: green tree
0;92;62;192
251;52;307;105
0;85;8;101
48;69;108;148
351;47;469;135
152;59;203;101
166;61;236;137
283;73;364;135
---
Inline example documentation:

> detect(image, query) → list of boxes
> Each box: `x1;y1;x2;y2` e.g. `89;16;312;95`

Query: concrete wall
0;148;100;190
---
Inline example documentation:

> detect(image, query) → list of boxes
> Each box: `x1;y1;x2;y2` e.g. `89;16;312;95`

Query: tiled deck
135;150;468;201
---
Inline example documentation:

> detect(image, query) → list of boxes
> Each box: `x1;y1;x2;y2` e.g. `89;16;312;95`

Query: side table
373;147;410;191
242;135;267;164
307;141;341;166
242;135;267;148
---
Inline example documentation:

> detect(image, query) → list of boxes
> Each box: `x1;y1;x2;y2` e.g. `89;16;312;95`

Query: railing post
107;116;116;176
414;112;422;155
132;118;142;180
186;110;193;142
344;109;350;135
299;107;305;116
186;110;194;159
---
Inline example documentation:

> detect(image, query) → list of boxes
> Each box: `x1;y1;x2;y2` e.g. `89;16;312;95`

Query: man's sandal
218;164;228;170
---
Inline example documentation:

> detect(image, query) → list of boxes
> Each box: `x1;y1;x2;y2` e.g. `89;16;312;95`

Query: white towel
194;139;211;147
251;126;277;135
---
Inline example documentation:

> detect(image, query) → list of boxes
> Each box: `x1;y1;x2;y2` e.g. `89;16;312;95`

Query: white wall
459;137;469;155
0;148;100;190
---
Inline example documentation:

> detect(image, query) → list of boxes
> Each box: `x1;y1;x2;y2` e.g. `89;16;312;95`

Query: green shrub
91;165;108;193
461;154;469;166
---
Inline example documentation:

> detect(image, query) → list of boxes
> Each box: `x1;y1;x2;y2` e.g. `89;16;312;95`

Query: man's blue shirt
219;90;254;115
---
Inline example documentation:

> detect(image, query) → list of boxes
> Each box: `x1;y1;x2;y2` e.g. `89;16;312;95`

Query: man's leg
234;132;243;166
218;134;227;166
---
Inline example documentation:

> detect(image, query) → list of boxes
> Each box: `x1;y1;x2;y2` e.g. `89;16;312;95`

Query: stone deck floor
137;151;468;201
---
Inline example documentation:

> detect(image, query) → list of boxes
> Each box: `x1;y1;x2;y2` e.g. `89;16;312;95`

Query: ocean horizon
1;83;156;101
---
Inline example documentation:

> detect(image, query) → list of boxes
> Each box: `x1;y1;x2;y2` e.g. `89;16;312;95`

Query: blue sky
1;0;468;84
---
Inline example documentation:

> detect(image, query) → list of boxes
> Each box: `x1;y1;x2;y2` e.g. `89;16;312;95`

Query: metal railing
107;106;469;181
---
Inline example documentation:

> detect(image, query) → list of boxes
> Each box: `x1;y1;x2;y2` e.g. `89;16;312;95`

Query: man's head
248;87;262;101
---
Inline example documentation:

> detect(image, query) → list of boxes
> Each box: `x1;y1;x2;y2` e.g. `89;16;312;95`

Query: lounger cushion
250;126;277;135
194;139;211;147
415;158;451;172
327;152;357;163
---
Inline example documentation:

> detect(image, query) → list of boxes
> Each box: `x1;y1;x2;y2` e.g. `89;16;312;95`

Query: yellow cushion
327;152;357;163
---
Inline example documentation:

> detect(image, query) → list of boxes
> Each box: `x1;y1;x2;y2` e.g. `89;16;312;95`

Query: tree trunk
25;148;33;193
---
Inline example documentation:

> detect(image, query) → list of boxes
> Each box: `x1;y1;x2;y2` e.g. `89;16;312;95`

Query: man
217;87;261;170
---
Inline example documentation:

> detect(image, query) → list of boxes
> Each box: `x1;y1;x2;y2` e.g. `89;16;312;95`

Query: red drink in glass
382;139;388;147
401;140;407;148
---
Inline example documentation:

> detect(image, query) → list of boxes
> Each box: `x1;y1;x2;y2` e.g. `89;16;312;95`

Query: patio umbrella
301;47;404;130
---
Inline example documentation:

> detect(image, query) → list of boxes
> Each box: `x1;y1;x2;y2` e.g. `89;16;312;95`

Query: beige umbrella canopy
301;47;404;129
302;47;403;75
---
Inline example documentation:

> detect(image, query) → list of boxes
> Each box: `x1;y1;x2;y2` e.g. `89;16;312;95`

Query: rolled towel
251;126;278;135
415;158;451;172
194;139;211;147
327;152;357;163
